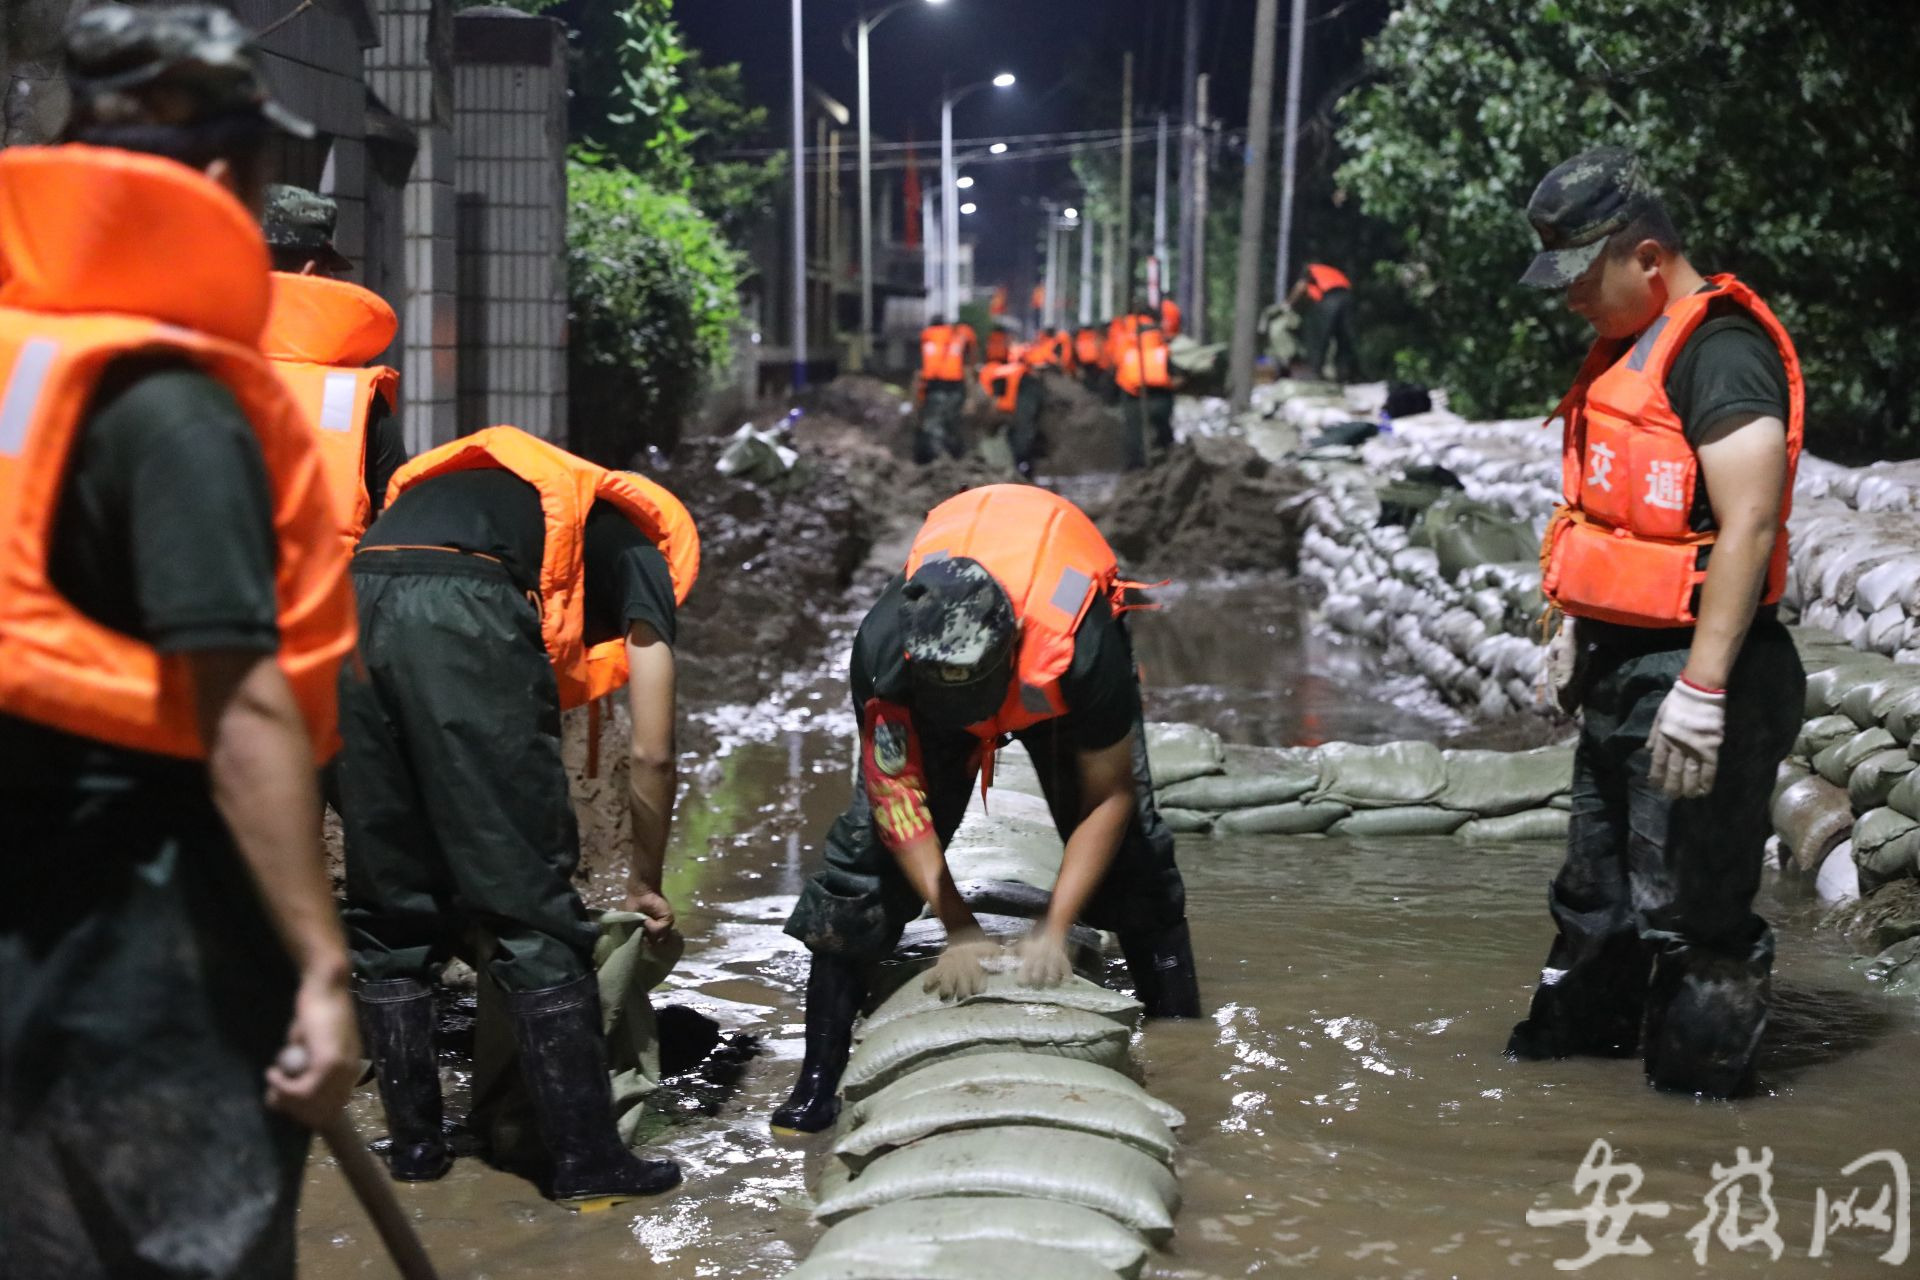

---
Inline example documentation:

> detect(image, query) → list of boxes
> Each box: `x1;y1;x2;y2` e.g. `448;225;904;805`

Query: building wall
452;10;568;441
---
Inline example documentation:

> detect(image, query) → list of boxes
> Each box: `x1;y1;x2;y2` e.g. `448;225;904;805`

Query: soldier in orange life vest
0;8;361;1275
983;324;1012;364
772;486;1200;1135
338;425;698;1204
1074;322;1108;394
1285;260;1361;382
1115;299;1176;470
259;184;409;545
1158;295;1182;338
978;357;1045;479
1506;148;1805;1099
915;314;975;463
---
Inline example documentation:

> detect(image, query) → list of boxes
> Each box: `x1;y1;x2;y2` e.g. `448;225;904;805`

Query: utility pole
828;126;843;355
922;185;938;312
1228;0;1280;411
1273;0;1307;307
1117;51;1134;308
1176;0;1202;319
1192;73;1209;344
1079;207;1094;326
1042;210;1061;333
941;91;958;320
789;0;807;389
1152;112;1169;307
1101;217;1115;319
857;12;875;370
815;115;829;344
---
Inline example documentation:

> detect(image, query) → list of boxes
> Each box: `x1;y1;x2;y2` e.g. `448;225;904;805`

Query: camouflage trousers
914;381;968;463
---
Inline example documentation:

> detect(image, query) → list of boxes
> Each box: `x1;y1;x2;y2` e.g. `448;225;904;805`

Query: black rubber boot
504;973;682;1209
355;977;452;1181
770;952;867;1135
1505;930;1650;1061
1641;932;1771;1099
1121;919;1202;1019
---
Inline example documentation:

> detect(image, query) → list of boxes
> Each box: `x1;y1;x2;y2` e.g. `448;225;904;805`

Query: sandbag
1853;807;1920;891
1772;773;1856;872
1212;800;1350;835
835;1079;1178;1167
1437;745;1574;815
1804;662;1891;719
806;1199;1148;1279
812;1126;1181;1240
944;813;1063;892
1840;667;1920;729
1329;805;1471;837
1881;685;1920;744
840;1005;1132;1101
1144;721;1225;786
1887;768;1920;822
1420;496;1537;582
1307;740;1447;808
1158;749;1321;810
1158;807;1214;834
1850;748;1917;812
841;1051;1185;1130
1796;714;1861;762
1815;727;1897;788
1456;808;1571;842
857;967;1142;1039
789;1240;1121;1280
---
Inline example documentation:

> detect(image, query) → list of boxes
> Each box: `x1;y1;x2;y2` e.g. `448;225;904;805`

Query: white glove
1647;677;1726;799
1543;617;1581;714
921;934;1001;1000
1015;931;1073;989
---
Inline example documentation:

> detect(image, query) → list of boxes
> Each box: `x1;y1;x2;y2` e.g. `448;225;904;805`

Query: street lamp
1063;207;1079;221
941;71;1015;318
960;202;978;215
956;175;975;190
849;0;947;369
989;142;1008;155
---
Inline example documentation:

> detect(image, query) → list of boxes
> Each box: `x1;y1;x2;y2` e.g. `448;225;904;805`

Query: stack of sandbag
1780;504;1920;661
792;788;1185;1280
1143;722;1574;842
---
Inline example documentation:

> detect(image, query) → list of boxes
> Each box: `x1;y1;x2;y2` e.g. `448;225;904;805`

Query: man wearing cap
260;184;409;541
916;314;977;463
1506;147;1805;1098
0;6;359;1276
771;485;1199;1135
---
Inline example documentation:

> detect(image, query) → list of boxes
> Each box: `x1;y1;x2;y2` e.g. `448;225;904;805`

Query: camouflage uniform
262;183;352;273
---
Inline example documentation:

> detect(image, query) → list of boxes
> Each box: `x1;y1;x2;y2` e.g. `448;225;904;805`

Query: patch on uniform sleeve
862;698;933;847
873;716;910;777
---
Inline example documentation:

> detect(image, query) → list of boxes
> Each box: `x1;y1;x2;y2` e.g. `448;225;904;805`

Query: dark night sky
671;0;1389;292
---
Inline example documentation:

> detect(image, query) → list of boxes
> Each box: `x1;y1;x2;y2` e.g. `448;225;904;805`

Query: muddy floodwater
299;576;1919;1279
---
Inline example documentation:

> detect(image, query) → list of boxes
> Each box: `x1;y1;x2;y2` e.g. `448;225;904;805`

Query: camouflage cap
1519;147;1653;289
263;184;352;270
901;556;1017;670
64;3;314;139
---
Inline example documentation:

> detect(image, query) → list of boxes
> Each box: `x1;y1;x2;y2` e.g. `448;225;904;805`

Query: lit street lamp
956;175;975;190
941;71;1015;317
960;202;978;215
989;142;1008;154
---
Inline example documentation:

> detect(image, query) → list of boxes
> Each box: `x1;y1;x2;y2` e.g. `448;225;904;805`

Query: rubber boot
355;977;452;1181
1640;932;1771;1099
503;973;682;1209
1121;919;1202;1018
1505;929;1649;1061
770;952;867;1135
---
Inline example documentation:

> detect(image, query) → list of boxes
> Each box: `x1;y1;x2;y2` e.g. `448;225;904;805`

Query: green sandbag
1143;721;1225;786
1421;495;1538;582
840;1005;1133;1101
1437;745;1575;815
1850;748;1917;812
1549;792;1573;811
842;1051;1184;1130
1888;768;1920;822
1330;805;1471;837
1804;661;1892;719
790;1240;1122;1280
806;1198;1148;1279
1796;713;1862;762
943;812;1063;892
1815;726;1898;788
811;1125;1181;1240
1308;740;1448;808
1158;755;1321;810
1456;808;1571;842
1771;773;1854;871
1853;807;1920;891
834;1079;1178;1167
1882;684;1920;744
857;967;1142;1039
1158;807;1214;834
1213;800;1350;835
1842;667;1920;729
1773;760;1812;809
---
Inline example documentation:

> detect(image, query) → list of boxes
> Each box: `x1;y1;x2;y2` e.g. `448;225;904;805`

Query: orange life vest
1304;263;1351;302
1074;327;1104;368
1019;334;1062;372
261;271;400;545
978;361;1027;414
1159;298;1183;338
903;485;1124;741
0;145;355;760
1104;315;1139;371
1541;274;1803;629
984;328;1011;363
386;426;700;708
920;324;972;383
1115;323;1172;395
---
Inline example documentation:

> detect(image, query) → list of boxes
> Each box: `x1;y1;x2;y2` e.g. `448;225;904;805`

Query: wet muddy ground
299;407;1917;1279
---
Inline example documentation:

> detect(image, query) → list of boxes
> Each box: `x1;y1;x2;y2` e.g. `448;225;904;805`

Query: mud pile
1087;435;1309;579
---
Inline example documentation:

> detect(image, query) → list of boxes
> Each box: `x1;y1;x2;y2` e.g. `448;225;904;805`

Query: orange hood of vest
262;272;398;366
0;145;271;346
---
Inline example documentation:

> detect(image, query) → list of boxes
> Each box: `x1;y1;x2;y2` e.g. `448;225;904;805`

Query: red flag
903;134;921;249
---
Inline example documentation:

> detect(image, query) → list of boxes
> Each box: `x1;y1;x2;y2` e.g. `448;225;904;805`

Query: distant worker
340;426;698;1204
1285;261;1360;382
1115;299;1176;469
259;184;408;545
916;314;976;463
1158;295;1182;338
771;486;1201;1135
0;7;360;1275
1074;323;1106;393
979;358;1045;479
1507;148;1804;1099
983;324;1012;365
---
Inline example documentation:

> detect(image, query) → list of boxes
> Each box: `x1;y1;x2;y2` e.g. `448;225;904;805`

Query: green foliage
1338;0;1919;460
565;161;741;459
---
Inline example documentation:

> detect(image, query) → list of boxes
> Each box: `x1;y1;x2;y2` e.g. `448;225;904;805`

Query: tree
1338;0;1920;461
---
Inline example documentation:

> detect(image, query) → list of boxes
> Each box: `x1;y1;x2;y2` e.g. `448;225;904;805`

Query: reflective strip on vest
0;338;58;457
1049;566;1092;618
1019;682;1053;715
318;371;359;432
1626;316;1669;373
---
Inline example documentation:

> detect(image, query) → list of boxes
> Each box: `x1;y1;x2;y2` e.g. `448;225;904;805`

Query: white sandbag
789;1240;1121;1280
834;1078;1177;1167
806;1199;1148;1279
811;1126;1181;1241
841;1051;1184;1130
1308;740;1448;808
1456;809;1571;842
840;1005;1133;1101
1329;805;1471;837
1212;800;1350;835
857;966;1142;1040
1144;721;1225;785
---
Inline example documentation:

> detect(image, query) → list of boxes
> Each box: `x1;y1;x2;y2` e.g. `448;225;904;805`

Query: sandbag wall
791;786;1184;1280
